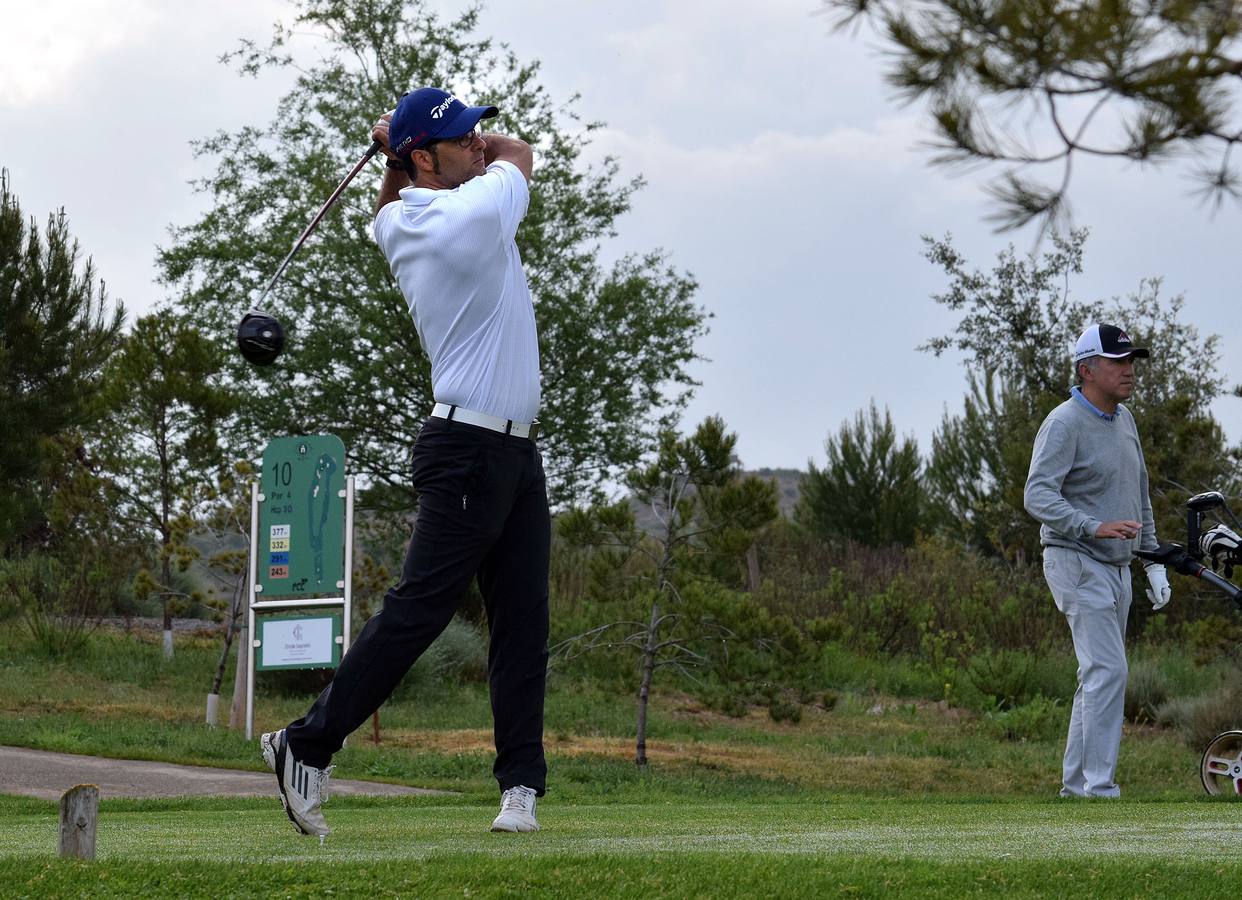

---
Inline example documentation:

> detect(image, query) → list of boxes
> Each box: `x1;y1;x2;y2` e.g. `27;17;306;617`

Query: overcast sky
3;1;1239;474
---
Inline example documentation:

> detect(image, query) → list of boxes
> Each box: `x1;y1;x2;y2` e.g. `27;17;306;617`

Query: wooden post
59;784;99;860
372;709;381;744
229;621;248;729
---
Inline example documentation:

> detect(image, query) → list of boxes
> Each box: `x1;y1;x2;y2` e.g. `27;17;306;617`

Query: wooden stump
59;784;99;860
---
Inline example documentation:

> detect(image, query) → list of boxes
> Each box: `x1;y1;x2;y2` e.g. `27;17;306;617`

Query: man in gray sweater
1024;323;1171;798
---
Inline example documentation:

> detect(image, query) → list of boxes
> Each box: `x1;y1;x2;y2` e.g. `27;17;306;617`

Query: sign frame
255;611;344;671
245;434;355;740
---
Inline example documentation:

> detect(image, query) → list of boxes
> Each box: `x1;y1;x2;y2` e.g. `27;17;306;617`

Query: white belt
431;403;538;440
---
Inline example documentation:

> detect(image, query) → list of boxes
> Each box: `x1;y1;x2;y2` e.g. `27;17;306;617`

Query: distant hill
750;468;806;518
628;468;806;535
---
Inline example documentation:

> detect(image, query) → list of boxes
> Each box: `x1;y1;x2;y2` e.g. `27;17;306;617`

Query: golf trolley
1135;491;1242;796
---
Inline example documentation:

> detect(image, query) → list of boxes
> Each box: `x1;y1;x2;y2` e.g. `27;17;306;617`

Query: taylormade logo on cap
430;95;456;119
388;86;500;157
1073;323;1150;363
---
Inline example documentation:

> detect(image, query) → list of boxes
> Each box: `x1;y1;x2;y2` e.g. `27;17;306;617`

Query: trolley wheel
1200;730;1242;796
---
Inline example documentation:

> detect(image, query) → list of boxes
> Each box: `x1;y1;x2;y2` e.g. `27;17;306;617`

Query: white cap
1073;323;1149;363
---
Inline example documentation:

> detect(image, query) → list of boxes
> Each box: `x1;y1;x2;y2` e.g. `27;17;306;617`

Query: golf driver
237;139;383;366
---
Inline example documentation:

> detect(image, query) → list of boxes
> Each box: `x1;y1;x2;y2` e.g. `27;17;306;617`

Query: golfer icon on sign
307;453;337;586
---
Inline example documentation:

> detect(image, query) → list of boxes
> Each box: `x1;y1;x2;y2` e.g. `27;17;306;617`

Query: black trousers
286;416;551;794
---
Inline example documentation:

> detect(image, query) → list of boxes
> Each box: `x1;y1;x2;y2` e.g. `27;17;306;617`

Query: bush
0;552;116;658
1182;614;1242;666
1125;658;1170;724
767;695;802;723
752;529;1064;657
391;615;488;698
1157;685;1242;748
962;648;1076;712
818;641;944;699
980;696;1066;742
965;649;1033;710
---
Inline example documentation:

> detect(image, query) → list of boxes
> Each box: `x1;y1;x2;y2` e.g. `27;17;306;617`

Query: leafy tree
795;401;925;547
922;229;1239;563
827;1;1242;231
557;416;780;764
920;228;1100;397
0;171;125;557
0;428;143;655
159;0;707;509
925;372;1056;560
97;311;236;658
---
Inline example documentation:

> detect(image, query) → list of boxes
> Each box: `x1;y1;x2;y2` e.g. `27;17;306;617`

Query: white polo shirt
373;160;540;423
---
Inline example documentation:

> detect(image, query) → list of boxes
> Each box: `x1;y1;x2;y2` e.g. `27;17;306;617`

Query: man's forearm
483;134;534;181
374;167;410;217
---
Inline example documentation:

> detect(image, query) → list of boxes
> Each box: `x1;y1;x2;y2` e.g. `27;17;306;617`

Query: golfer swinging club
1024;323;1171;799
262;87;549;838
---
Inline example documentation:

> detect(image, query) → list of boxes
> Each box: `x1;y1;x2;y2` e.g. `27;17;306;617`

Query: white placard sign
260;617;335;668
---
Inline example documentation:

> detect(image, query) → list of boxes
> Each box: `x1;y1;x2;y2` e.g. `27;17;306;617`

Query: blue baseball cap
389;87;498;158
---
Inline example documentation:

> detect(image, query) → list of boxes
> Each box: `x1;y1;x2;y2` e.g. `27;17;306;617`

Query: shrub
980;696;1066;742
1182;614;1242;667
1157;685;1242;748
751;529;1064;657
391;615;488;698
0;552;115;658
1125;658;1170;724
965;649;1033;710
700;685;748;718
821;641;946;699
767;696;802;723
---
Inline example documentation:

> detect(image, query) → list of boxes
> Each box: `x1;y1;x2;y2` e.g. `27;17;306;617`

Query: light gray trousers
1042;546;1132;798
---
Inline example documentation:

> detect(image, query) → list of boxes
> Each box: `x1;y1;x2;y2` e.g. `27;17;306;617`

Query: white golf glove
1200;524;1241;572
1144;563;1171;611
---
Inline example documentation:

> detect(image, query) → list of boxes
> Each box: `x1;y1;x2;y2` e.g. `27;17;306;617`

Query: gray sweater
1023;393;1157;566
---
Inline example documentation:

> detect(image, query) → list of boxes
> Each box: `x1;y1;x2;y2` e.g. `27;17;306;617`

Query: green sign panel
258;435;346;598
256;612;343;671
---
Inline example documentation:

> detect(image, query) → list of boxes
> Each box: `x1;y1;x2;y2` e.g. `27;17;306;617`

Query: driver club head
1188;491;1226;512
237;309;285;366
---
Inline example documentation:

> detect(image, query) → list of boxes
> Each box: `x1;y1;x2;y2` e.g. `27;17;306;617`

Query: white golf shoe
491;785;540;832
261;729;334;840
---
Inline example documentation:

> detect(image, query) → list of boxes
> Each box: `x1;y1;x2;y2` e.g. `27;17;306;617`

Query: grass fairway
4;795;1242;897
3;628;1240;896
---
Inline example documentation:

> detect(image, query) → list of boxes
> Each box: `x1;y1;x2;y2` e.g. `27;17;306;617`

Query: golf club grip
254;140;384;307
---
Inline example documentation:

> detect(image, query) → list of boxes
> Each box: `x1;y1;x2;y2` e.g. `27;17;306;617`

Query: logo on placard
293;624;304;642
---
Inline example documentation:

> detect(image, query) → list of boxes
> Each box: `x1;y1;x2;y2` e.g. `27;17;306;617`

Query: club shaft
254;140;383;308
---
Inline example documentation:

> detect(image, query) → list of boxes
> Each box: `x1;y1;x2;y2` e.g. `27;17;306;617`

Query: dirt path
0;746;452;802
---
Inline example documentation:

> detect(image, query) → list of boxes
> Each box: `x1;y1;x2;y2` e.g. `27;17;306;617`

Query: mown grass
1;624;1238;897
5;796;1242;898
